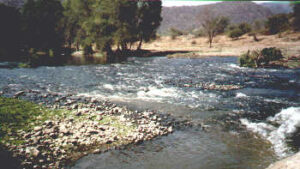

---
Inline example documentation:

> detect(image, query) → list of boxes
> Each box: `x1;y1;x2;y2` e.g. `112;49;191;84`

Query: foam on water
236;92;248;98
228;63;240;69
103;84;114;90
137;86;180;101
241;107;300;157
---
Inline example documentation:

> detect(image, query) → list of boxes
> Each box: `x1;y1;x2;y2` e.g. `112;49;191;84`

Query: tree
265;14;289;35
136;0;162;50
200;9;229;48
227;23;252;40
216;17;230;34
292;3;300;31
253;20;264;32
62;0;95;56
238;23;252;34
239;48;283;68
22;0;64;55
0;3;22;61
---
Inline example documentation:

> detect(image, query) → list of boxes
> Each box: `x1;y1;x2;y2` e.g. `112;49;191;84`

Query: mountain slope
159;1;273;34
261;2;293;14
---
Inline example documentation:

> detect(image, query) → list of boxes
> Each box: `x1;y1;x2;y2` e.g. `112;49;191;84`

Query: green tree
0;3;22;61
200;9;230;48
265;14;289;35
62;0;95;56
216;17;230;34
238;22;252;34
136;0;162;50
292;3;300;31
22;0;64;56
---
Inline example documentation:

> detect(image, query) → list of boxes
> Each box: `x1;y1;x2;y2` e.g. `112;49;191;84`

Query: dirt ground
141;32;300;58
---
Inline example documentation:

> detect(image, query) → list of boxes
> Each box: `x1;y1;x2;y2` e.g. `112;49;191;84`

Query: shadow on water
0;146;21;169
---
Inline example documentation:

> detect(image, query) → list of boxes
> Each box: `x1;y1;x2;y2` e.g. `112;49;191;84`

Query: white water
241;107;300;157
236;92;248;98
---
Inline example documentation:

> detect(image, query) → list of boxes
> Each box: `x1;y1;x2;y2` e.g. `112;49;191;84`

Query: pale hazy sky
162;1;271;7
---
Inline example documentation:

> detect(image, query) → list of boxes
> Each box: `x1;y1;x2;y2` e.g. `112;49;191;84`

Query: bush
228;28;244;39
260;47;283;64
239;47;283;68
238;23;252;34
239;50;258;67
216;17;230;34
265;14;289;35
227;23;251;40
192;29;205;37
169;28;185;39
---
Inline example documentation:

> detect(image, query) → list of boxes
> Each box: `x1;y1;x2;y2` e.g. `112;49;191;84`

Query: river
1;56;300;169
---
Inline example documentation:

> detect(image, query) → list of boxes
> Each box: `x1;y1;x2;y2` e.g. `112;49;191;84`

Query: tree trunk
137;38;143;51
76;42;79;51
253;34;259;42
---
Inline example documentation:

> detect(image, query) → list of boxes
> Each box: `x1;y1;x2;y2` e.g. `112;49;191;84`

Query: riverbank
143;32;300;57
0;91;183;168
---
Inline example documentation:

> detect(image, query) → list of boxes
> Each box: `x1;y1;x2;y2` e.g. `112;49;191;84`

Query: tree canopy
292;3;300;31
63;0;162;57
0;0;162;64
0;3;21;61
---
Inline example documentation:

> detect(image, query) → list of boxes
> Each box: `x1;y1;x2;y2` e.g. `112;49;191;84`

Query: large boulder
267;152;300;169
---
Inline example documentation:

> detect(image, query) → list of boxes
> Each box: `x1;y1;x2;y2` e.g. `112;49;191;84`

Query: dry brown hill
159;1;274;34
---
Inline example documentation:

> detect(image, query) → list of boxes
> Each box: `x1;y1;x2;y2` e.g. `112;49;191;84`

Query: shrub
169;28;184;39
216;17;230;34
228;28;244;39
238;23;252;34
192;29;205;37
239;50;257;67
239;47;283;68
227;23;251;40
260;47;283;65
265;14;289;35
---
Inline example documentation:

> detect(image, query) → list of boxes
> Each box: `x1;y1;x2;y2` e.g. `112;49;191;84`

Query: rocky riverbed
0;89;191;169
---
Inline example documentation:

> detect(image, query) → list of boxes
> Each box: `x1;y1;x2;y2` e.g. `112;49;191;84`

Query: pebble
3;94;179;169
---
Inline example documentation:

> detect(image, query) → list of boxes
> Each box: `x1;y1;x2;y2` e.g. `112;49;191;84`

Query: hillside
261;2;293;14
159;1;274;34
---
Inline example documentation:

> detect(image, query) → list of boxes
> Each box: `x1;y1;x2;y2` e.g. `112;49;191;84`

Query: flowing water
1;56;300;169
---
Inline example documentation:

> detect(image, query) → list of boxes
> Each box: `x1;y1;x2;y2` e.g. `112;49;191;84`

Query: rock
44;120;54;127
72;104;78;109
34;126;43;132
26;147;40;157
59;125;70;135
96;116;103;121
91;98;97;103
14;91;25;98
168;126;173;133
75;111;82;116
267;152;300;169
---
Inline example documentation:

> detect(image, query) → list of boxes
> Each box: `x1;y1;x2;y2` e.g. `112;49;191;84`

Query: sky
162;1;274;7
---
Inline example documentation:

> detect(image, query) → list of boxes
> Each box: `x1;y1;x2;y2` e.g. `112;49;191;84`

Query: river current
1;56;300;169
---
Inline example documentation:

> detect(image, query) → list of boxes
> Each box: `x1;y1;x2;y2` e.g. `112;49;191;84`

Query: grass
0;97;138;150
0;97;66;145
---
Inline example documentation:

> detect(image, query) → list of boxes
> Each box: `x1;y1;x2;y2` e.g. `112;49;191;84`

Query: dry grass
141;32;300;58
